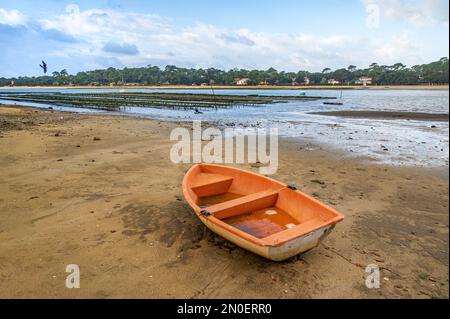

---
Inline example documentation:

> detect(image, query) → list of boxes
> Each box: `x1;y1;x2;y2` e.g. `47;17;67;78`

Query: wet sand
0;105;448;298
311;110;450;122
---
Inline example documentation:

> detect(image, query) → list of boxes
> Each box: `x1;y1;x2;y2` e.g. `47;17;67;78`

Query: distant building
234;77;251;85
303;77;310;85
259;80;268;85
327;79;340;85
356;76;372;86
9;80;15;87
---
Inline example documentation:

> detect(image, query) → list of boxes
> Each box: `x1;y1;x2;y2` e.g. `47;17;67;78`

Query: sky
0;0;448;77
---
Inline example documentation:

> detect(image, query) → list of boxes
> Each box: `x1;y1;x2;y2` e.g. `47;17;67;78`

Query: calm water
1;88;448;167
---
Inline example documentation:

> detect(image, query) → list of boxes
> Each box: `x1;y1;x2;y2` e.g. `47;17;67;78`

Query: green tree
1;58;448;87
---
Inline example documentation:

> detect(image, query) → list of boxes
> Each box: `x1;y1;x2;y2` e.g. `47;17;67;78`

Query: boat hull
201;217;335;261
182;163;344;261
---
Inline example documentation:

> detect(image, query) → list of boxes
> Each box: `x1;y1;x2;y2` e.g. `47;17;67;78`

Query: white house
327;79;340;85
303;77;310;85
356;76;373;86
235;78;251;85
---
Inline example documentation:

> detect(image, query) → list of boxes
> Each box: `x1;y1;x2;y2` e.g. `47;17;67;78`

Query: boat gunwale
182;163;344;247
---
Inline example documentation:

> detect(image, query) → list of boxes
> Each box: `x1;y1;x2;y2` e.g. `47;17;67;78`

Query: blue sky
0;0;448;77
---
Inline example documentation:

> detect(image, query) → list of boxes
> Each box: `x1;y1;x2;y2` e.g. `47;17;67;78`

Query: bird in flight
39;60;47;74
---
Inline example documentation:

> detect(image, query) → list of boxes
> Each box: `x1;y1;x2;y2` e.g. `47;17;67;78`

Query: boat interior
185;164;342;241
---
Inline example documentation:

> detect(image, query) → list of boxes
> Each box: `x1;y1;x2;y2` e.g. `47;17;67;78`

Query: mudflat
0;105;448;298
310;110;450;122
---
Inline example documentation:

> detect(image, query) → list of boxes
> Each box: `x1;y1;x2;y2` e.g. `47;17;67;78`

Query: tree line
1;57;448;87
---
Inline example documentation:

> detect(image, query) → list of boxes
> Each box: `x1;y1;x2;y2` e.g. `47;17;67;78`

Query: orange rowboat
183;164;344;261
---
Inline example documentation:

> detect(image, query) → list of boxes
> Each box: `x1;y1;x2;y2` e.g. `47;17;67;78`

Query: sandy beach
0;105;448;298
0;85;448;91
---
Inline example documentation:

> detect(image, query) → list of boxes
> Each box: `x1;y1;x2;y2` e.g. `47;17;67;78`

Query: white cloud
0;8;27;26
3;3;446;73
145;23;361;71
40;4;171;36
375;32;419;63
37;6;368;71
38;3;171;56
362;0;449;27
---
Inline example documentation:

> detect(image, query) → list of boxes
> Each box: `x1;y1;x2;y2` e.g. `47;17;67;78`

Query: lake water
1;88;448;167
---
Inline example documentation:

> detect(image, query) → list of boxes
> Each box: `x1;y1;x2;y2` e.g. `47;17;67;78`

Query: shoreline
2;103;448;168
0;105;448;298
0;84;448;91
